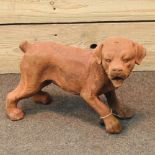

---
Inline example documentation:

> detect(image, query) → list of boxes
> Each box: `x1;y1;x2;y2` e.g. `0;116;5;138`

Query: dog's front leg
105;90;134;119
80;91;122;134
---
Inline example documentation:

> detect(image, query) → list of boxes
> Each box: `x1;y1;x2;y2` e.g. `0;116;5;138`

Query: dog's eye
123;58;130;63
105;59;111;63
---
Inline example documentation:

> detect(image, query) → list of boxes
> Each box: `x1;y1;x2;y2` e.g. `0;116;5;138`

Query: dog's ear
93;43;104;64
135;43;146;65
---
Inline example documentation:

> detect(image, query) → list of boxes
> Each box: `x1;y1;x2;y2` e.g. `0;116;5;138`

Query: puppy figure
6;37;146;134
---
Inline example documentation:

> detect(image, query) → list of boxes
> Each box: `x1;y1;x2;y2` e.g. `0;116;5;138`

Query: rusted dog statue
6;37;146;134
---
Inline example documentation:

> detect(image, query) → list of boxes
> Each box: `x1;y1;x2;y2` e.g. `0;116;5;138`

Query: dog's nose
112;68;123;72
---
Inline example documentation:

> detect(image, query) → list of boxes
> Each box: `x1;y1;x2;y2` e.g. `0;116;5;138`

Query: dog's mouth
111;76;124;81
110;76;125;88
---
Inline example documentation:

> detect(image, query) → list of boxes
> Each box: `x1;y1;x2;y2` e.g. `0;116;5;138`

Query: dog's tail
19;41;31;53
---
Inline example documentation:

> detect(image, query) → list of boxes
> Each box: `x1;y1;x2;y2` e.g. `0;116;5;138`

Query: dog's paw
103;115;122;134
32;91;52;105
6;108;24;121
113;107;135;120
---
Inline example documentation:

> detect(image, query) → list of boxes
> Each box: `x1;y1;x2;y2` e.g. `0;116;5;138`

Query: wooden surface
0;0;155;24
0;0;155;73
0;23;154;73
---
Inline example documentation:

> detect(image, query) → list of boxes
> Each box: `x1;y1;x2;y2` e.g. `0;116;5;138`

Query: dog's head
94;37;146;88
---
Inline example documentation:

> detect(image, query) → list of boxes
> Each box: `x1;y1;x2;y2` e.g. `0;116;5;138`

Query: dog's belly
52;80;81;95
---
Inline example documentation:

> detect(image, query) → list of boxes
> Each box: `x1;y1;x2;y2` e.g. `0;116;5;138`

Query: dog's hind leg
6;74;42;121
32;80;52;105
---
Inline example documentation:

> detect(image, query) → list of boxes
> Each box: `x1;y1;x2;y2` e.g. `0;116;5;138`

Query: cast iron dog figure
6;37;146;134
